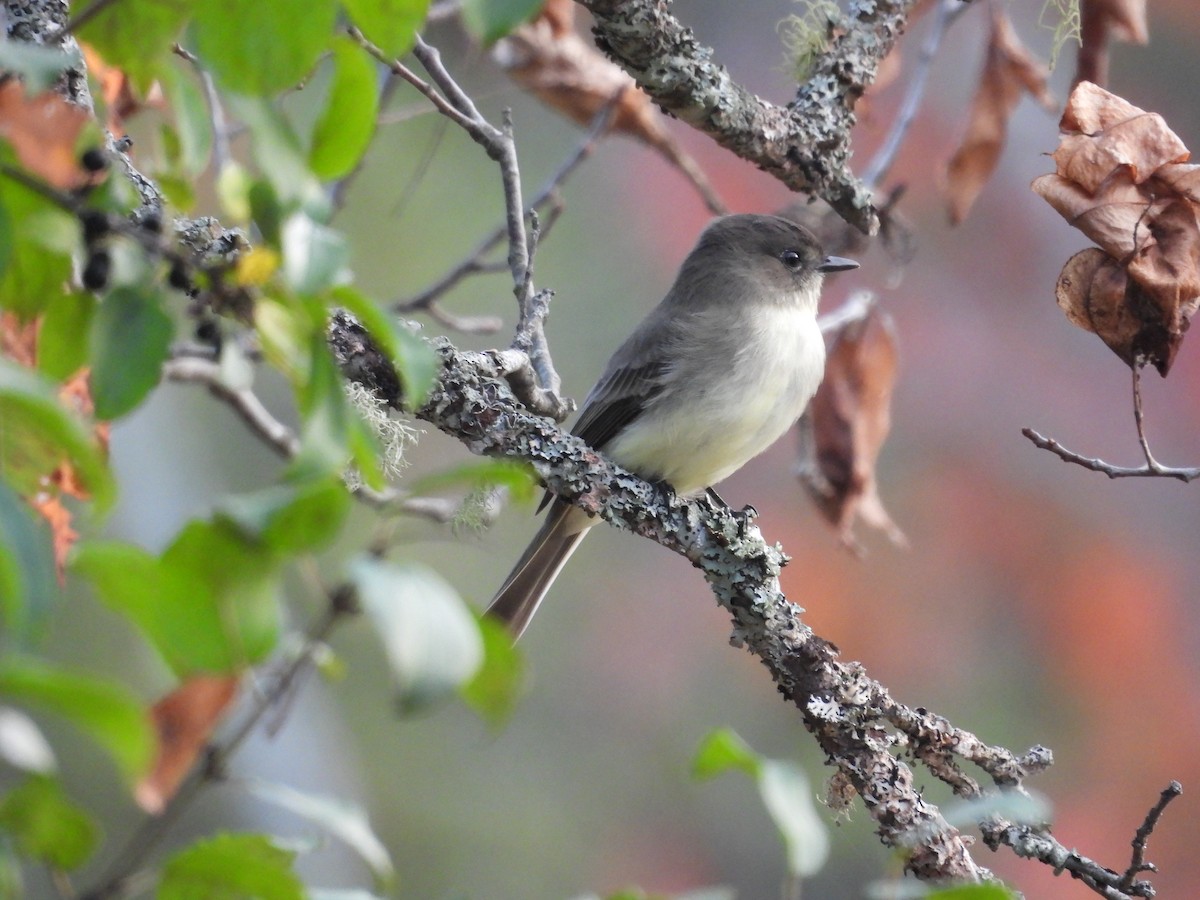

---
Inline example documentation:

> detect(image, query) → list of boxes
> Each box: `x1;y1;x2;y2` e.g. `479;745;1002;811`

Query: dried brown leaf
945;11;1055;224
136;675;241;814
1051;114;1187;192
28;495;76;584
0;82;89;190
798;306;906;553
1055;247;1186;374
1036;82;1199;374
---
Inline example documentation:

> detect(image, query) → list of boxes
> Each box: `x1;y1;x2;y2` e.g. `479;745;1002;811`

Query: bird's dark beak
817;256;859;273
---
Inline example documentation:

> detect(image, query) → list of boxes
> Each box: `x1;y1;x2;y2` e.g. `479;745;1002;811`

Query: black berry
80;147;108;173
168;259;192;292
195;319;220;346
79;210;110;245
140;210;162;234
82;250;110;291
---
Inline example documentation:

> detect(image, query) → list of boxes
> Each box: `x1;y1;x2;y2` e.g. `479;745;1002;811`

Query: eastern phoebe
488;213;858;638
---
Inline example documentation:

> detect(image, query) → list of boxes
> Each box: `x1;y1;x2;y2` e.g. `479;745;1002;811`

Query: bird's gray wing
571;356;668;450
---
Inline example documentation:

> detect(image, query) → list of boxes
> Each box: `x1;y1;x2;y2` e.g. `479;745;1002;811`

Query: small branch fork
1024;366;1200;482
392;87;626;338
327;311;1179;900
580;0;918;233
350;28;570;419
81;588;359;900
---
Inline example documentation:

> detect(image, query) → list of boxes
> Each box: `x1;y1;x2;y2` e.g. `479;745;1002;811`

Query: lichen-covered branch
579;0;919;233
329;312;1165;895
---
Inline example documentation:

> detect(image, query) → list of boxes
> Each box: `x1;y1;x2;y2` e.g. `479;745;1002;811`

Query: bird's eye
780;249;803;270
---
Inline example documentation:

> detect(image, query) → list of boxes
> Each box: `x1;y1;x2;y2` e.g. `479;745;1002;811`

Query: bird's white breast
607;302;825;495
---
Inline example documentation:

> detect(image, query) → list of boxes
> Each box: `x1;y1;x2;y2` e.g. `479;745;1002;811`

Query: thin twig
163;356;300;458
1023;364;1200;482
350;28;562;398
1130;365;1162;469
394;87;622;336
171;43;232;172
60;0;121;35
862;0;970;188
1022;428;1200;482
1117;782;1182;892
81;596;353;900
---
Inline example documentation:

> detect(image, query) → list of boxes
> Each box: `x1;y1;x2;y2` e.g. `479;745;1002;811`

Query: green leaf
460;0;542;43
160;61;214;175
158;833;304;900
249;180;284;249
37;292;95;380
293;334;383;488
924;886;1020;900
0;358;114;511
757;760;828;879
330;286;438;407
76;0;194;94
223;95;327;214
216;476;350;555
342;0;430;57
89;287;173;420
162;520;282;667
0;774;97;870
350;556;483;714
0;169;74;317
309;36;379;180
0;198;12;282
0;42;80;94
193;0;338;95
459;614;524;727
0;482;56;644
282;213;347;295
72;540;238;677
0;659;153;782
243;779;394;887
691;728;761;780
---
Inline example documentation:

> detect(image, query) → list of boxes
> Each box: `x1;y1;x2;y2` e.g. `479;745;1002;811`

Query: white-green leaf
350;556;483;713
757;760;829;879
0;708;55;773
242;779;394;886
282;213;348;295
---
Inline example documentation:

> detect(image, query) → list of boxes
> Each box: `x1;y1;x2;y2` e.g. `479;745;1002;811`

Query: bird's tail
487;502;591;640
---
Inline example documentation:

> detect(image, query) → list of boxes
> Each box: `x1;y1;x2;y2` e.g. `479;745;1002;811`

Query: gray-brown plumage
488;214;857;638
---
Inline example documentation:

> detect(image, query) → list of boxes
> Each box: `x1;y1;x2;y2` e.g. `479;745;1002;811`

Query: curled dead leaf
798;302;906;553
945;10;1055;225
136;674;241;814
0;82;90;189
1035;82;1200;374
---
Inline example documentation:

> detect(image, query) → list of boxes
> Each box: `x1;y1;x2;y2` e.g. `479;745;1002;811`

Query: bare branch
1022;428;1200;482
1024;366;1200;482
163;356;301;458
862;0;972;188
1118;782;1182;893
394;88;622;336
351;28;565;401
326;313;1181;897
82;594;355;900
580;0;919;233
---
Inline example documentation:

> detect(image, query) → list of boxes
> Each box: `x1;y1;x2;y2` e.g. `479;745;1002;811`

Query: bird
487;213;858;638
